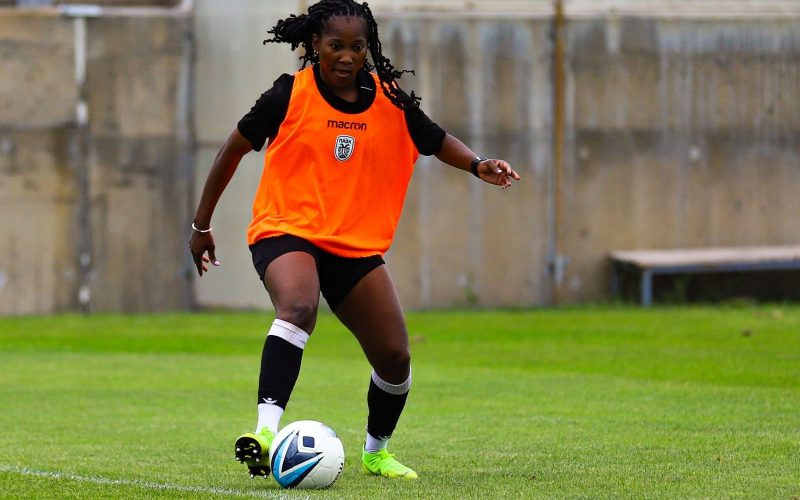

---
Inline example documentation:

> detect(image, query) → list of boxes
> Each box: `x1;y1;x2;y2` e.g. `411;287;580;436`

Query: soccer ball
268;420;345;489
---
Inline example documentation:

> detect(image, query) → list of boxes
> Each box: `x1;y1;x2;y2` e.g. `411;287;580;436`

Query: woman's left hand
476;159;521;189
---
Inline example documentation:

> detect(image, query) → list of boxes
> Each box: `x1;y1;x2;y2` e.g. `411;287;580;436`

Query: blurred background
1;0;798;314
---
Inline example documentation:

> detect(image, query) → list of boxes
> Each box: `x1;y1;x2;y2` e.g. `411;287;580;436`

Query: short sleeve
404;106;447;156
237;73;295;152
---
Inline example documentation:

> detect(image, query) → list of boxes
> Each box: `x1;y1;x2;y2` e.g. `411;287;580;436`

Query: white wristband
192;222;212;233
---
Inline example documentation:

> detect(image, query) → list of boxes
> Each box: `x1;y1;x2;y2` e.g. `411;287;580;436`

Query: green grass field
1;307;798;499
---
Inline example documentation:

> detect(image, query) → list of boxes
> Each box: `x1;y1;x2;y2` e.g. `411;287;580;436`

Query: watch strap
470;157;488;178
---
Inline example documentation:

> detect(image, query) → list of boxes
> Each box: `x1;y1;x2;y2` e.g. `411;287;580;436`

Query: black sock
366;374;410;440
257;335;303;409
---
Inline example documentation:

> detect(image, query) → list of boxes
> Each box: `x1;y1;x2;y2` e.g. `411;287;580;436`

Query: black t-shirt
237;64;446;156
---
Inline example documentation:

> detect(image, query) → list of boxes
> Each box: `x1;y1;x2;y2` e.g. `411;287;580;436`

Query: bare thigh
263;251;321;334
334;265;410;384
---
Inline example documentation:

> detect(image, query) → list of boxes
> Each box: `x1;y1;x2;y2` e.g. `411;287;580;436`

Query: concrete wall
0;12;78;314
2;1;799;314
0;5;193;314
561;15;800;302
378;16;553;309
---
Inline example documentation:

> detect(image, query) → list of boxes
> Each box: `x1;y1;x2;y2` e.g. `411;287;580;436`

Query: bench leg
610;263;620;300
640;270;653;307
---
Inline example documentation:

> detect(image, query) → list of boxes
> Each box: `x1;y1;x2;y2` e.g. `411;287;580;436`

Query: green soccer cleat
361;448;419;479
234;428;275;479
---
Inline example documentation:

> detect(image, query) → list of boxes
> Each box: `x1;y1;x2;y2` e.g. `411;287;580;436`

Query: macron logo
262;398;279;405
327;119;367;131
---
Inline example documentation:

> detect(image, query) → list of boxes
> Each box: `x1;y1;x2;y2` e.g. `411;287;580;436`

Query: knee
276;301;318;333
377;346;411;384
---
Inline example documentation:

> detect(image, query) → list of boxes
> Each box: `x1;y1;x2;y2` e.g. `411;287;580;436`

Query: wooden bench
609;245;800;306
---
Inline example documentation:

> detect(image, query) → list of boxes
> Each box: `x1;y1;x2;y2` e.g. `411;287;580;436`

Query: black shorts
249;234;385;311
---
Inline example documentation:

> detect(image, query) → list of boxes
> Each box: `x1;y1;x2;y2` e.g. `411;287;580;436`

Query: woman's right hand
188;129;253;277
189;229;219;277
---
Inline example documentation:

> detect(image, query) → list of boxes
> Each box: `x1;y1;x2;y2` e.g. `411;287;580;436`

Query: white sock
365;432;389;453
256;402;283;434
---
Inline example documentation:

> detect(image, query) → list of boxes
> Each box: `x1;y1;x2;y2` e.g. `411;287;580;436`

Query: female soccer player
189;0;520;481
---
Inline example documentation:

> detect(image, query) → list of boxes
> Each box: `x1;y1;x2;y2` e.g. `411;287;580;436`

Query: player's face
312;16;368;92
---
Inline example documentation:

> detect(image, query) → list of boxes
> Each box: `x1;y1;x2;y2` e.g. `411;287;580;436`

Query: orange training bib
247;67;419;257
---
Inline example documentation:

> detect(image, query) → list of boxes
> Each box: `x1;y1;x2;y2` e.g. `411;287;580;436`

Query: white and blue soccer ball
268;420;345;489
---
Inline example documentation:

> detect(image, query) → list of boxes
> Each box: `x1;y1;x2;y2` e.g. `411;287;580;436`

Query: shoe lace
366;449;398;467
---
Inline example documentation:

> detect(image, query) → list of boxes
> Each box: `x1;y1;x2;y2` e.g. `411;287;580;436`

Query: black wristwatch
470;157;488;178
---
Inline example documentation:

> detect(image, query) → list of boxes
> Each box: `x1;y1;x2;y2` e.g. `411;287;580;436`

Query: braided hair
264;0;420;110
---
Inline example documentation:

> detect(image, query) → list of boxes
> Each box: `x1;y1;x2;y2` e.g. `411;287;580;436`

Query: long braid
264;0;420;110
360;3;421;110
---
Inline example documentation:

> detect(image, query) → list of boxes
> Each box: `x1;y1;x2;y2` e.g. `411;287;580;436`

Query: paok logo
334;135;355;162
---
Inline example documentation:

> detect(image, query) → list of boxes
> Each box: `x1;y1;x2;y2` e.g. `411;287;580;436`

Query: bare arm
189;128;253;276
434;133;521;189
